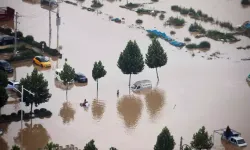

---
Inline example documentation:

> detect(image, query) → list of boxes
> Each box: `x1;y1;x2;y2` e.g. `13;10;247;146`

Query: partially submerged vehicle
214;127;247;147
131;80;152;92
247;74;250;82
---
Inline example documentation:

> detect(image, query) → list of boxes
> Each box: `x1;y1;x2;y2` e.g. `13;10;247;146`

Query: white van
131;80;152;92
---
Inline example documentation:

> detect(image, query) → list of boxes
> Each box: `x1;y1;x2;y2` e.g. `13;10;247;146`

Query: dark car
74;73;88;83
0;35;15;46
41;0;58;7
0;60;13;73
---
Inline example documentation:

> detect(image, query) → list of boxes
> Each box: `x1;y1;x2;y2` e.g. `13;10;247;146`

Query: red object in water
0;7;15;21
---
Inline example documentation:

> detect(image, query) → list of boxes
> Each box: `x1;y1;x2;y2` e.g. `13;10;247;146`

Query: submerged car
74;73;88;83
131;80;152;92
221;130;247;147
0;60;13;73
33;56;51;68
0;35;15;46
6;81;20;92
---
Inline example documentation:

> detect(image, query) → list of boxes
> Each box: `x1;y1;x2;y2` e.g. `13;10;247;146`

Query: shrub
10;113;19;121
24;35;34;44
91;0;103;8
151;0;159;2
4;115;11;121
136;19;143;24
186;44;198;49
184;37;191;42
1;28;12;35
167;17;185;26
148;33;158;39
125;3;140;8
1;114;7;121
219;22;234;31
23;113;31;120
171;5;180;11
159;14;165;20
199;41;210;49
44;111;52;118
16;31;23;38
40;108;47;113
8;50;38;62
170;31;176;35
180;8;189;15
189;22;206;34
206;30;238;42
34;109;40;115
136;8;151;15
17;110;25;116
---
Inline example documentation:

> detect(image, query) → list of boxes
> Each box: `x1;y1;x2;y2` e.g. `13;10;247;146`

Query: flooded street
1;0;250;149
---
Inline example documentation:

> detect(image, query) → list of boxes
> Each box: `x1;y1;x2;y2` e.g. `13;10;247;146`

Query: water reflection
11;60;33;68
0;137;8;150
91;99;105;121
74;82;88;87
54;79;74;91
33;64;51;72
59;102;76;124
145;88;165;120
14;123;50;150
117;95;143;129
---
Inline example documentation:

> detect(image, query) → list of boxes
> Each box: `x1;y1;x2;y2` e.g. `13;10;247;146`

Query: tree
145;38;167;82
11;145;21;150
19;69;51;114
0;86;8;115
190;126;213;150
44;142;59;150
59;60;75;85
110;147;118;150
154;126;175;150
92;61;107;96
84;139;98;150
0;70;8;87
117;40;144;89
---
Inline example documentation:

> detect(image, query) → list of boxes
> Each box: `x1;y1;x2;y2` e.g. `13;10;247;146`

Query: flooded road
1;0;250;149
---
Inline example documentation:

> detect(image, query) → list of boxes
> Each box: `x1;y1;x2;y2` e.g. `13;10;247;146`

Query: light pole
12;85;34;150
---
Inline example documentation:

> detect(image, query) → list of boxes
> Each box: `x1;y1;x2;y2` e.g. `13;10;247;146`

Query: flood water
1;0;250;149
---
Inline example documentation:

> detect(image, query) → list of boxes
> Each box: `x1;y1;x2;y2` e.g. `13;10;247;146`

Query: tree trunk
97;79;99;100
129;74;131;95
66;83;68;101
156;67;159;82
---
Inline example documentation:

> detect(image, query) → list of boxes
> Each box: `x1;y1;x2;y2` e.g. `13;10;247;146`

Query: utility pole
56;0;61;51
49;2;52;48
14;12;19;56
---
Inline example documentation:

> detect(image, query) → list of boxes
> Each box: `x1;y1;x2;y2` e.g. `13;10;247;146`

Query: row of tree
0;70;9;115
9;126;213;150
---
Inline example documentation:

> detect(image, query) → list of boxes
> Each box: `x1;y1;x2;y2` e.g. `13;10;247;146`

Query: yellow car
33;56;51;68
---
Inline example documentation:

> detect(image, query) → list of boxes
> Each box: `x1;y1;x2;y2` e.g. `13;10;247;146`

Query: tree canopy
0;86;8;111
92;61;107;81
145;38;167;81
190;126;213;150
117;40;144;75
0;70;8;87
59;61;75;85
19;69;51;113
11;145;21;150
110;147;118;150
44;142;58;150
154;126;175;150
84;139;98;150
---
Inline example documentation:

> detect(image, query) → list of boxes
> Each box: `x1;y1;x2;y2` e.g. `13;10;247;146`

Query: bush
170;31;176;35
0;28;12;35
180;8;189;15
167;17;185;26
199;41;210;49
40;108;47;113
44;111;52;118
186;43;198;49
206;30;238;42
17;110;25;116
151;0;159;2
34;109;40;115
10;113;19;121
8;50;38;62
91;0;103;8
241;0;250;5
189;22;206;34
1;114;7;120
23;113;31;120
136;8;151;15
148;33;158;39
16;31;23;38
24;35;34;44
159;14;165;20
125;3;140;8
136;19;143;24
184;37;191;42
171;5;180;11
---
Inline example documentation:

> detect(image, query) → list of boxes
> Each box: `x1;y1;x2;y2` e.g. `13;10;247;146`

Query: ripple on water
59;101;76;124
14;123;50;150
145;88;166;120
117;95;143;130
91;99;106;121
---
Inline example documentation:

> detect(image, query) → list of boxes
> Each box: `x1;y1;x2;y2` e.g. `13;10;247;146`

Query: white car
221;131;247;147
131;80;152;92
55;69;74;83
6;81;20;92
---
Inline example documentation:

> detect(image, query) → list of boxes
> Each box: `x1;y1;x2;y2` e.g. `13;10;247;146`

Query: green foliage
117;40;144;75
189;22;206;34
59;61;75;85
92;61;107;81
183;146;192;150
190;126;213;150
206;30;238;42
186;43;198;49
154;127;175;150
184;37;191;42
44;142;59;150
0;86;8;110
110;147;118;150
11;145;21;150
125;3;141;8
199;41;210;49
159;14;165;20
19;69;51;113
24;35;34;45
167;17;185;26
171;5;180;11
0;70;8;87
16;31;23;38
241;0;250;5
84;139;98;150
146;39;167;69
91;0;103;8
8;50;38;62
0;27;12;35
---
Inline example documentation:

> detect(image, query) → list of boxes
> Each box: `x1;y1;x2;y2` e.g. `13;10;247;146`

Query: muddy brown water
0;0;250;149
